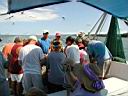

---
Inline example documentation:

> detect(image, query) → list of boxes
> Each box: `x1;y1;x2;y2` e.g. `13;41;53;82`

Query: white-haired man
19;36;45;94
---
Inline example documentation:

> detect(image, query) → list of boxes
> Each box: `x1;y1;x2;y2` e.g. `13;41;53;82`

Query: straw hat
73;64;102;93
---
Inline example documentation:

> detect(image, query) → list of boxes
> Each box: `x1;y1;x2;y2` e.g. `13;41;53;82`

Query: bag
83;64;105;91
92;80;105;90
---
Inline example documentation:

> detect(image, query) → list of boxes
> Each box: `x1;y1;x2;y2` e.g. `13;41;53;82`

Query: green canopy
78;0;128;19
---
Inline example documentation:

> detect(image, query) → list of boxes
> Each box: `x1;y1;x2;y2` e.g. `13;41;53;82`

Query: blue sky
0;0;127;35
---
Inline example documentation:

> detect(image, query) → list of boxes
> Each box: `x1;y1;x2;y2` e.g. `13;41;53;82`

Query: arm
65;71;77;87
64;63;78;90
40;55;47;67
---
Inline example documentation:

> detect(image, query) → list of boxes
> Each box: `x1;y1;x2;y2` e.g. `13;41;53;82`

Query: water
0;35;128;60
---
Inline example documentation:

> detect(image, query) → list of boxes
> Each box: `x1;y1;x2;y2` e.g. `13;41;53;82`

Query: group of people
0;30;112;96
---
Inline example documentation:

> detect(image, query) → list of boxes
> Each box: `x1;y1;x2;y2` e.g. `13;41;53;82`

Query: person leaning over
82;37;112;79
18;36;45;94
76;38;89;65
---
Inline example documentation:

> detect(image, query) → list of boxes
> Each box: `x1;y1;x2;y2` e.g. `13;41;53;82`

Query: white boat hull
48;61;128;96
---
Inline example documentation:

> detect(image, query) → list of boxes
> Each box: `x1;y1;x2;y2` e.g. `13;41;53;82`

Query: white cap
43;30;49;34
29;36;37;42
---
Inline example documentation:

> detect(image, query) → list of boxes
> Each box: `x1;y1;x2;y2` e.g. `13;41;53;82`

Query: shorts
102;59;112;78
10;74;23;82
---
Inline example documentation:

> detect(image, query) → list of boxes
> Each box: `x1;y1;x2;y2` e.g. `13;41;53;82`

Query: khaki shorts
102;59;111;78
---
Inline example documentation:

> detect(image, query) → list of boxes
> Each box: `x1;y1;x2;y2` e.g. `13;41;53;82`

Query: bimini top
78;0;128;19
3;0;128;19
7;0;70;14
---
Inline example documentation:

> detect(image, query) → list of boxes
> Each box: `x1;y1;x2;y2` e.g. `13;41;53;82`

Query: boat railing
109;61;128;81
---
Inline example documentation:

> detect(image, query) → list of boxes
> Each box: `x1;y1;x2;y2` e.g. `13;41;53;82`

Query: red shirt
8;44;23;74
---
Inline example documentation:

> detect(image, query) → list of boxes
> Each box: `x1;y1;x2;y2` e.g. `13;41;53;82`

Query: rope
88;13;105;37
95;14;108;40
93;13;107;40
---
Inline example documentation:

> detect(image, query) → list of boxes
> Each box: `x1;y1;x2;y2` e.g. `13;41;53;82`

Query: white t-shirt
66;44;80;64
19;44;44;74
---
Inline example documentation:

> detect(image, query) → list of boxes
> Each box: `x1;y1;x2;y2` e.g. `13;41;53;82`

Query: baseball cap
56;32;61;36
43;30;49;34
28;36;37;42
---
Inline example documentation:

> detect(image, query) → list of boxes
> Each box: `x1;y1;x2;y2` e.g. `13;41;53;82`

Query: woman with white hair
19;36;45;94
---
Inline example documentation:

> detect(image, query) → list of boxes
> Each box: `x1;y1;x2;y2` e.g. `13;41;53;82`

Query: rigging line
93;13;107;40
88;12;105;36
96;14;108;40
99;14;108;32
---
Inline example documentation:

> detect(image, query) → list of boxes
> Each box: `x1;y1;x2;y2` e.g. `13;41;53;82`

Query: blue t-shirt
38;38;51;54
87;40;112;66
47;51;66;85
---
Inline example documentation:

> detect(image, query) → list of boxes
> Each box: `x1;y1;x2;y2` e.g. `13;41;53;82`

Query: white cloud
0;0;60;22
0;8;59;22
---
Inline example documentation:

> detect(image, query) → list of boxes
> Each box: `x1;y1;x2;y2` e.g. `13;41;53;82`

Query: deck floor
48;77;128;96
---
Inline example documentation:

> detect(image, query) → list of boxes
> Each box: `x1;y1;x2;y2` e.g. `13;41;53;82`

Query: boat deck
48;77;128;96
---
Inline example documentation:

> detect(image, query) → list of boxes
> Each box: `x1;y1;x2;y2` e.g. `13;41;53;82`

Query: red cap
56;32;61;36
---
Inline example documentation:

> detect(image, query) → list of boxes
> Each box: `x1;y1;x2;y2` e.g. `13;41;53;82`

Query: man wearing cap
19;36;45;94
38;30;51;54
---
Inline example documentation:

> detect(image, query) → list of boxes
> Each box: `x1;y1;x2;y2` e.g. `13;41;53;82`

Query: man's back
87;40;111;65
48;51;66;85
19;44;44;74
66;45;80;64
